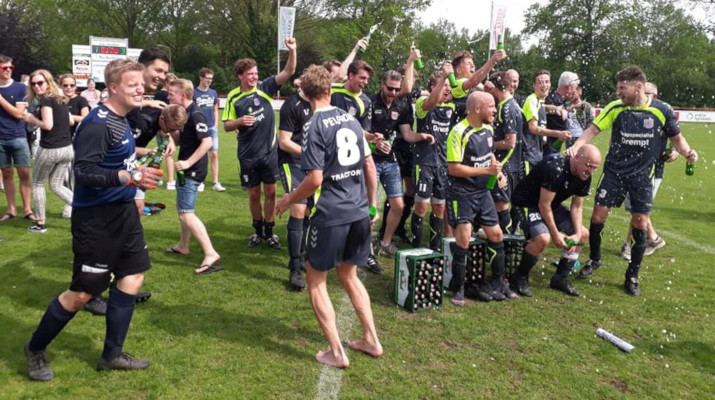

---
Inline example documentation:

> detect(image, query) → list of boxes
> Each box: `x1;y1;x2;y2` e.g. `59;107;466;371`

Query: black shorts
522;204;574;239
306;218;371;272
70;202;151;296
279;163;312;206
394;143;414;178
491;170;521;203
239;153;279;189
413;164;447;201
446;191;499;228
595;171;652;214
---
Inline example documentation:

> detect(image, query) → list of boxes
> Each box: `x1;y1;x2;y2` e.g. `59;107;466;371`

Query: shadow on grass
0;312;102;378
146;301;322;360
646;340;715;373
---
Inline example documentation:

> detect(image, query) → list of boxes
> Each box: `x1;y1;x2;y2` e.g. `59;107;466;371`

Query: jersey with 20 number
301;106;370;227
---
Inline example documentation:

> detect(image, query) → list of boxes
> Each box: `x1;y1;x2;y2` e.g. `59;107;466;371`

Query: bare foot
316;350;349;368
347;340;383;358
194;253;220;274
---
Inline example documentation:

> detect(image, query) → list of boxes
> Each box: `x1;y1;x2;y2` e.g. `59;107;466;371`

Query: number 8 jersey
301;106;371;227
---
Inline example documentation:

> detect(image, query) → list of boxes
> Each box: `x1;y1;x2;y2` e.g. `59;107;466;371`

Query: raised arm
275;37;298;87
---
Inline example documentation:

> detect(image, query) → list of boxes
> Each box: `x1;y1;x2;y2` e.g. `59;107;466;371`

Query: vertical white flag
278;7;296;51
489;4;507;50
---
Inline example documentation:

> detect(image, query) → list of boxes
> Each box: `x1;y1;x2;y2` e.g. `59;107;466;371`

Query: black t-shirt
493;97;524;174
126;106;162;148
544;90;567;157
39;96;72;149
154;90;169;104
178;103;211;182
278;93;313;165
67;96;89;135
369;93;412;163
512;156;591;209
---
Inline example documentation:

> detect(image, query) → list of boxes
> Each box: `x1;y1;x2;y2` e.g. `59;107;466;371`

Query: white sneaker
212;182;226;192
644;236;666;256
62;205;72;219
166;181;176;190
198;183;205;192
620;242;631;261
157;179;164;186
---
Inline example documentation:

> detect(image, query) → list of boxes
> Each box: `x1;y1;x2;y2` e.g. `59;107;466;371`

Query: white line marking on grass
583;206;715;254
314;268;367;400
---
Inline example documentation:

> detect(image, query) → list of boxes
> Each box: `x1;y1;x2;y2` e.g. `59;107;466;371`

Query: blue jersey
73;105;137;207
193;87;219;127
0;81;28;139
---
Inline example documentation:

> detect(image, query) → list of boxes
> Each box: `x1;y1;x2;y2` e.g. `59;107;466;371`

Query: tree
0;1;51;77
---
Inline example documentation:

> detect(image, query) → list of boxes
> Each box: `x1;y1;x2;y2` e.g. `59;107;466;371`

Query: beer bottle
177;170;186;187
412;42;424;70
685;162;695;176
497;34;505;50
148;141;167;169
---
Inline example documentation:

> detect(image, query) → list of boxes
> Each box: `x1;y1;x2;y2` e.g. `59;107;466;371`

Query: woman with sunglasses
59;74;89;137
22;70;74;233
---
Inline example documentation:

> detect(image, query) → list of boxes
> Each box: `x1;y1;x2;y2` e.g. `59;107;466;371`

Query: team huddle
2;35;699;379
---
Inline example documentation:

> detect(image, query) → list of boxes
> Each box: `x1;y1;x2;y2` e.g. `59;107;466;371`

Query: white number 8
336;128;361;166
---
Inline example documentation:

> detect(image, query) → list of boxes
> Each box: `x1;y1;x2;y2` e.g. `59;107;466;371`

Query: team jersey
595;98;680;178
522;93;546;164
193;87;219;127
493;96;524;174
301;106;370;227
369;93;412;163
223;76;280;161
512;156;591;209
278;93;313;165
330;83;372;131
450;77;470;121
413;96;457;167
0;81;27;139
178;102;211;182
446;119;495;198
73;105;137;207
544;90;567;157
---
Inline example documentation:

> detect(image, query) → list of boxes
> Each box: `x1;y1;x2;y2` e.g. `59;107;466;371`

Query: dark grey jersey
302;106;370;227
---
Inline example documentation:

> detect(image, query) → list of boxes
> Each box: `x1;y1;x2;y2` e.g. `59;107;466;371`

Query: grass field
1;123;713;399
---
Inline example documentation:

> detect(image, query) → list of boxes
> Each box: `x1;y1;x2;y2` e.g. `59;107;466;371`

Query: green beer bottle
177;170;186;187
685;161;695;176
412;42;424;70
497;34;505;50
247;107;253;116
564;238;585;247
147;141;167;169
552;139;563;151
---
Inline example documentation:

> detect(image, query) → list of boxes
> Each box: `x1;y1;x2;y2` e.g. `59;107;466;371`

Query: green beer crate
394;248;445;312
442;237;487;288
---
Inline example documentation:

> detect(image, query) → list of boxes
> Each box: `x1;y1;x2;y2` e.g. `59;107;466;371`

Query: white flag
278;7;296;51
489;4;507;50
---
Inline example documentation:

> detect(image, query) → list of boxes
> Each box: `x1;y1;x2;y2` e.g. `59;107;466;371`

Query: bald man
445;91;512;306
509;144;601;297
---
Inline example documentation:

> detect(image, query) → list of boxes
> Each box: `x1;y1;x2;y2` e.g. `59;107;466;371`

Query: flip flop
24;212;37;221
0;212;15;222
166;247;189;256
194;264;224;275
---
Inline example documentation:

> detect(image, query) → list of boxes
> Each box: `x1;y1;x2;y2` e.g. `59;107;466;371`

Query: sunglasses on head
1;65;15;71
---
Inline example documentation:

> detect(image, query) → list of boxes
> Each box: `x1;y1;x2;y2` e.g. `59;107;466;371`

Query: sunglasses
1;65;15;71
31;81;46;87
62;84;76;88
385;86;400;92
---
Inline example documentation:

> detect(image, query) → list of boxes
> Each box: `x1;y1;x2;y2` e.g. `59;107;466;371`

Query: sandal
0;212;16;222
24;212;38;221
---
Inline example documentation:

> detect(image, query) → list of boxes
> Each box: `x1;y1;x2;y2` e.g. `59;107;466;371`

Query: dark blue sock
102;286;137;360
29;297;76;352
287;217;303;265
627;227;647;278
589;222;605;261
